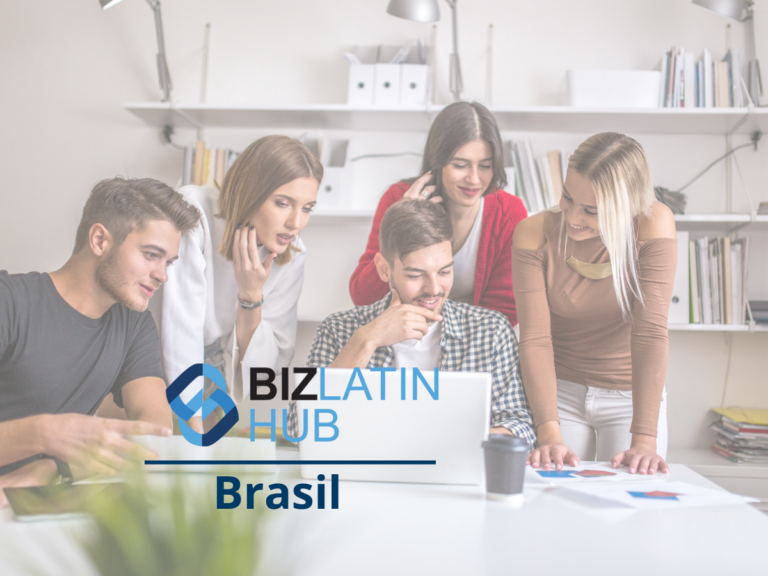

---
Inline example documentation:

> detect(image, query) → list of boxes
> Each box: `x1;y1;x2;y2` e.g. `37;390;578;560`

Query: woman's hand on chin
232;224;276;301
611;434;669;475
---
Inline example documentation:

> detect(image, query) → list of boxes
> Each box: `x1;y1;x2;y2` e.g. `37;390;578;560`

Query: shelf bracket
168;104;205;142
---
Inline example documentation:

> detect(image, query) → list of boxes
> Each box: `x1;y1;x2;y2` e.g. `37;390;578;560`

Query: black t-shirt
0;271;164;475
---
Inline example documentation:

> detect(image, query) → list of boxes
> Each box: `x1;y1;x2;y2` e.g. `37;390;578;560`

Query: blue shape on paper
537;470;577;478
628;491;680;501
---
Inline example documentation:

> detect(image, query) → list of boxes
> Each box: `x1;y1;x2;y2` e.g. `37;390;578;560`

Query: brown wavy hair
73;177;200;254
217;135;323;265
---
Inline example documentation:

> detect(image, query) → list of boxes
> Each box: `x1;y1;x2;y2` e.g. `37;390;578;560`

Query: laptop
297;368;492;485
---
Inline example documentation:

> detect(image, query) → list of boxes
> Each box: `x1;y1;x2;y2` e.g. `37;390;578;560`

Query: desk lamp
100;0;172;102
386;0;463;102
693;0;762;105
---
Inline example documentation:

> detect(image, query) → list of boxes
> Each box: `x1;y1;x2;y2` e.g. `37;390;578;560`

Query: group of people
0;101;677;502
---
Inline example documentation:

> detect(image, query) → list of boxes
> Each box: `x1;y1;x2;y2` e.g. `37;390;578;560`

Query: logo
166;363;239;446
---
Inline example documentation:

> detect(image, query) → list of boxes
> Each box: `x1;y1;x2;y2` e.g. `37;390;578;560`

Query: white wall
1;0;767;448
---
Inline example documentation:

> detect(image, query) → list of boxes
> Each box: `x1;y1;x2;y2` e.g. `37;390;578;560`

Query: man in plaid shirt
288;200;535;448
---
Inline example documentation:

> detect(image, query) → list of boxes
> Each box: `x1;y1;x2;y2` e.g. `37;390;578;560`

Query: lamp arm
144;0;172;102
444;0;462;101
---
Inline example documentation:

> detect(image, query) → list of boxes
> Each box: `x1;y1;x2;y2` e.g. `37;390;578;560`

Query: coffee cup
481;434;528;506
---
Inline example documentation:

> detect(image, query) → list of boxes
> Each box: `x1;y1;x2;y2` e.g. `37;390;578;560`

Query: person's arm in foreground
487;318;536;448
0;414;170;477
611;203;676;475
512;214;580;469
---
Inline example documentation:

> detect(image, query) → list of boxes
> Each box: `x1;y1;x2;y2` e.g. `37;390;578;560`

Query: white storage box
562;70;662;108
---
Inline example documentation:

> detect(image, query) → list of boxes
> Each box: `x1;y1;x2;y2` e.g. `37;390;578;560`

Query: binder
347;64;375;106
669;231;690;324
373;64;401;107
399;64;429;107
318;139;349;208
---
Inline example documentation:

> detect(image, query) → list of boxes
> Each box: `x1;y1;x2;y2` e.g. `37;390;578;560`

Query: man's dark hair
379;199;453;263
73;177;201;254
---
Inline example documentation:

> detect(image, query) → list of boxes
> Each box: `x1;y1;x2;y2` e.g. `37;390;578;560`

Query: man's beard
390;278;446;324
95;250;145;312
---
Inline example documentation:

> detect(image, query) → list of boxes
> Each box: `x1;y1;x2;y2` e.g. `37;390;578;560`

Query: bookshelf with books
125;100;768;493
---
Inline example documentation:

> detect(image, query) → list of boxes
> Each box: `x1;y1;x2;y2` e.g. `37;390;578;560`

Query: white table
1;449;767;576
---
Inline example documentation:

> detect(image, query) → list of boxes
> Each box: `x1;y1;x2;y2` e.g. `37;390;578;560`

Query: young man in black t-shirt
0;177;200;501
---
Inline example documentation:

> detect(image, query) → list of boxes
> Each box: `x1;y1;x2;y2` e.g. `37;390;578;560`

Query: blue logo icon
166;363;239;446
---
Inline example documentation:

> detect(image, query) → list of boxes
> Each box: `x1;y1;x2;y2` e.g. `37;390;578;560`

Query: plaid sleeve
287;319;341;439
490;322;536;449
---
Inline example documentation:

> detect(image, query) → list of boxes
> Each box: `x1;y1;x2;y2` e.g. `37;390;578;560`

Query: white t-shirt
450;198;484;305
391;320;442;370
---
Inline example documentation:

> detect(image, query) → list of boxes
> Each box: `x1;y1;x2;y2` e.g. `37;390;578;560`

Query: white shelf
674;213;768;232
668;448;768;480
124;102;767;134
306;209;374;226
668;323;768;332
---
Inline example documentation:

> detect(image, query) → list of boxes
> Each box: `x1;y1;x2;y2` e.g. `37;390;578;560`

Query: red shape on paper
574;470;617;478
644;491;682;498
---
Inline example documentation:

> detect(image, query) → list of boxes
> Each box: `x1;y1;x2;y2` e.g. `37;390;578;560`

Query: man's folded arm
490;320;537;449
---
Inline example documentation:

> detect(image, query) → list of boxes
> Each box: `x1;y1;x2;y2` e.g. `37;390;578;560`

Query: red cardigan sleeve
476;191;528;327
349;182;409;306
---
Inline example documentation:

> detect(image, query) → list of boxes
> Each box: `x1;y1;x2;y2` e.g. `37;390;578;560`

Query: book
684;52;695;108
547;150;564;204
215;148;226;188
703;49;713;108
712;408;768;427
720;236;732;324
689;241;700;323
659;52;669;108
182;146;194;186
193;140;205;186
708;238;721;323
524;140;545;213
697;237;713;324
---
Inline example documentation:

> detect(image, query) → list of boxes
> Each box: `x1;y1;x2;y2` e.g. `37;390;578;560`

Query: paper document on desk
558;481;758;510
526;462;667;485
130;436;278;474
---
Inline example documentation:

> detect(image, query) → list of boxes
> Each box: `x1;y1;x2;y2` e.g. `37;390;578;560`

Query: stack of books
181;142;241;187
710;408;768;463
659;47;745;108
506;140;566;214
688;236;750;325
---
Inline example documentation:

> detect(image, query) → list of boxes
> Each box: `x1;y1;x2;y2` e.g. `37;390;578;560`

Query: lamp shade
692;0;749;21
386;0;440;23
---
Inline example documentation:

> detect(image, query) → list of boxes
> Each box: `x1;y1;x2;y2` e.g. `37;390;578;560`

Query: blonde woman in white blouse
161;135;322;432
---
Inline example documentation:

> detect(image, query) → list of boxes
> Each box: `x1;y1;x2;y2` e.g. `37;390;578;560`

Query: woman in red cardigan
349;101;527;325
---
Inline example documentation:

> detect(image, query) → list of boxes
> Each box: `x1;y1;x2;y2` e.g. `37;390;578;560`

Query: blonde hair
565;133;655;317
217;135;323;265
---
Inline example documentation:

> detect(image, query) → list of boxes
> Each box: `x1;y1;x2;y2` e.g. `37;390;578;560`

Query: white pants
556;378;668;461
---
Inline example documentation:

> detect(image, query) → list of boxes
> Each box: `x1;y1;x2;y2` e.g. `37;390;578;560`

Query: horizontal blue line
145;460;436;466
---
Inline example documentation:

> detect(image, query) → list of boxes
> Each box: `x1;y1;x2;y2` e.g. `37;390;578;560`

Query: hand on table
0;459;58;508
39;414;171;478
527;421;580;470
232;224;275;303
612;435;669;475
528;442;580;470
402;171;441;203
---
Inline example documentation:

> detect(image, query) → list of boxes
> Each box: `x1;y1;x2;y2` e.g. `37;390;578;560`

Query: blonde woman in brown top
512;133;676;475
